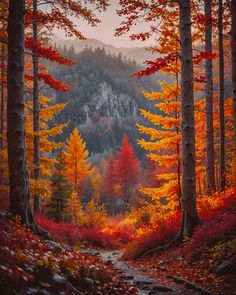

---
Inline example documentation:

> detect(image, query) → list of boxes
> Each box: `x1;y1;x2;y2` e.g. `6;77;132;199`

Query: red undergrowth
0;214;137;295
35;214;132;249
124;188;236;259
128;188;236;294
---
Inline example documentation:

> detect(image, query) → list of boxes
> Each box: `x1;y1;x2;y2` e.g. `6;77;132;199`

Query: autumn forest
0;0;236;294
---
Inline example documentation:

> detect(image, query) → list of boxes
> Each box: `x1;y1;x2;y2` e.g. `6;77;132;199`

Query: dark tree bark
175;62;182;204
231;0;236;155
204;0;215;194
176;105;182;204
32;0;41;213
218;0;226;191
0;41;4;150
7;0;47;237
124;181;131;207
179;0;201;237
177;141;181;203
7;0;30;221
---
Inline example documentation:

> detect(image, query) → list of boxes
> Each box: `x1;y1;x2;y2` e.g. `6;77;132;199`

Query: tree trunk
175;63;181;206
0;41;4;150
179;0;201;237
203;171;206;194
215;159;220;191
231;0;236;156
7;0;47;237
218;0;226;191
124;181;129;207
198;176;202;196
7;0;30;221
32;0;41;213
177;142;181;205
204;0;215;194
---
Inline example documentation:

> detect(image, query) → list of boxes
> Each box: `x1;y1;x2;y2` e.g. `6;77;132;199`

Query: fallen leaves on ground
0;215;137;295
131;242;236;295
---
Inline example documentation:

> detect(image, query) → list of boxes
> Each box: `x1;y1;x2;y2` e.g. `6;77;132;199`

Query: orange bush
123;188;236;258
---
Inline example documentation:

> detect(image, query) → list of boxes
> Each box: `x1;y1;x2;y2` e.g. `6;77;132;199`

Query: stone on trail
215;258;236;275
83;278;94;288
121;274;134;280
51;274;67;286
152;284;174;292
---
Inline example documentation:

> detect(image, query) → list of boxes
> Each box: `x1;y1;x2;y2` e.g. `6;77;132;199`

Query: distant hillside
55;38;159;65
46;47;161;161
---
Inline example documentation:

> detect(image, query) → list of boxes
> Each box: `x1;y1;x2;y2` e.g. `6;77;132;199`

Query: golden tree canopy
64;128;94;190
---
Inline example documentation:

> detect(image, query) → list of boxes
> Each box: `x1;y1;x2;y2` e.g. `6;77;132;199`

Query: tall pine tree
47;152;72;221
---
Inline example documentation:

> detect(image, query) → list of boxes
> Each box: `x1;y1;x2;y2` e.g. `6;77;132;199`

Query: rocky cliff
47;46;160;160
82;82;138;123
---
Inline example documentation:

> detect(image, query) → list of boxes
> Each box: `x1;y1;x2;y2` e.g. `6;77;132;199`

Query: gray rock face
82;82;138;122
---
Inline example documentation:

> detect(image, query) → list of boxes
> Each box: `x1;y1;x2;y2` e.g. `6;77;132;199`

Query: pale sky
53;1;155;48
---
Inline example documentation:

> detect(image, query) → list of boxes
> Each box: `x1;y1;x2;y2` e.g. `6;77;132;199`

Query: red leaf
133;55;176;78
25;37;75;66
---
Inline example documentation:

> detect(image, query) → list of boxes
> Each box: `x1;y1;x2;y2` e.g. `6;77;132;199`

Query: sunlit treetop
63;128;94;189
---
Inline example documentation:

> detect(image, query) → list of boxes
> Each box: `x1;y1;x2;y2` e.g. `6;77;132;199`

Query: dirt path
82;249;209;295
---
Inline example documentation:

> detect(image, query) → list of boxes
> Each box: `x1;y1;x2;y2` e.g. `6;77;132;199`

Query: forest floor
0;208;236;295
0;210;137;295
0;210;186;295
82;245;236;295
130;245;236;295
83;249;209;295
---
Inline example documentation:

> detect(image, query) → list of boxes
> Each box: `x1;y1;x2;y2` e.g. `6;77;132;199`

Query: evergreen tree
47;152;72;221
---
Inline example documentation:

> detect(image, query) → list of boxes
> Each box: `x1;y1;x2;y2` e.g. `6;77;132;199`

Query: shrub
36;214;133;249
123;188;236;259
35;214;81;246
82;198;107;228
198;188;236;221
123;211;181;258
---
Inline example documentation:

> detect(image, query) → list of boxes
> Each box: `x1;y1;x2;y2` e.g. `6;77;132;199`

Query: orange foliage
137;81;181;214
124;188;236;259
63;128;94;191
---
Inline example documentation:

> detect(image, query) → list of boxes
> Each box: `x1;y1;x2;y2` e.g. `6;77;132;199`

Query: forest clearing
0;0;236;294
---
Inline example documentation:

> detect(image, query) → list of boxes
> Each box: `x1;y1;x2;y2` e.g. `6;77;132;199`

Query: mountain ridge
55;38;159;64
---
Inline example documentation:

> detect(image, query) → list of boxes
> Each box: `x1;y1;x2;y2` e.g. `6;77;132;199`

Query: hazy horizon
52;1;156;48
